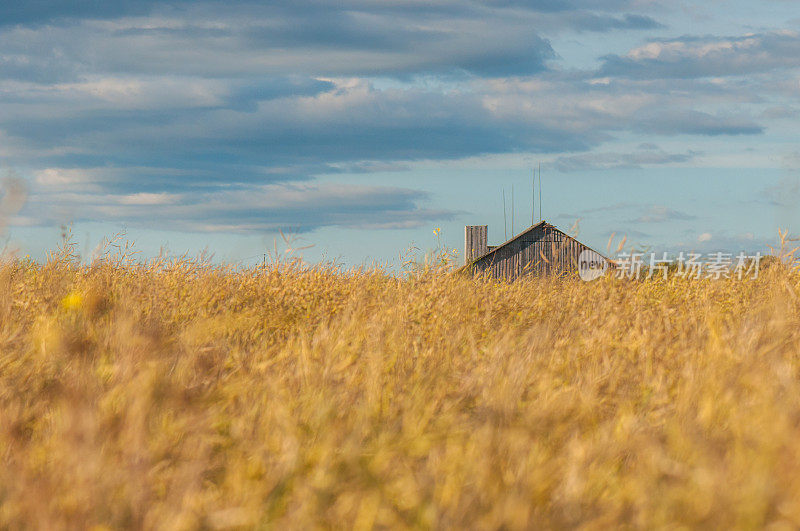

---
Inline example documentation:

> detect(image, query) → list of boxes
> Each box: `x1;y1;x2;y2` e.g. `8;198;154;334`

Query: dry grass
2;244;800;529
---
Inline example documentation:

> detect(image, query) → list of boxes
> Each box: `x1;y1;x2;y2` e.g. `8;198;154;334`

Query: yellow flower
61;291;83;311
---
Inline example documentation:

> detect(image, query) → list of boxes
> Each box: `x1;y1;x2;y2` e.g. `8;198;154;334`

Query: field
2;243;800;529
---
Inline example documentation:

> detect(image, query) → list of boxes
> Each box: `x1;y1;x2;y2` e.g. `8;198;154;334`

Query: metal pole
503;189;507;240
538;162;542;222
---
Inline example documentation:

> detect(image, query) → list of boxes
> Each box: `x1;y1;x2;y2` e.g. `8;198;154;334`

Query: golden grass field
2;241;800;529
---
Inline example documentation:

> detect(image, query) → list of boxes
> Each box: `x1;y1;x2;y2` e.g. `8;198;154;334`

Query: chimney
464;225;488;265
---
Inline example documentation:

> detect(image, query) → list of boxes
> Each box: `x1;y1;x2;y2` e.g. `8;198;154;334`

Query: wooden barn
462;221;610;280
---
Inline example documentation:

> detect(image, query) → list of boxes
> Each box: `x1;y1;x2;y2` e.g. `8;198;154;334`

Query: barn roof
462;220;611;269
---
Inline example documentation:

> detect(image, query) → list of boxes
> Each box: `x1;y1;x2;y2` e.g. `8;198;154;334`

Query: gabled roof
462;220;611;269
471;220;549;264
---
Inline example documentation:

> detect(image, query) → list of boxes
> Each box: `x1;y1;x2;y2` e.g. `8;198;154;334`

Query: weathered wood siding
464;225;488;265
469;223;606;281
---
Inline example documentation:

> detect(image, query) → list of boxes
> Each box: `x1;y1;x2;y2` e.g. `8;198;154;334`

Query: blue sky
1;0;799;265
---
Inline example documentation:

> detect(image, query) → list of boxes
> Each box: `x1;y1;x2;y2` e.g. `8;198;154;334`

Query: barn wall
464;225;488;265
470;224;605;281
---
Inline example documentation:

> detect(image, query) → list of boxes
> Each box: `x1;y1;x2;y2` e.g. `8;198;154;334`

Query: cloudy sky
1;0;799;264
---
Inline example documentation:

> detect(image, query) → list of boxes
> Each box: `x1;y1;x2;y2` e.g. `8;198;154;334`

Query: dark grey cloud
0;0;459;27
570;13;663;32
0;1;184;26
216;77;336;112
241;12;441;52
0;0;659;29
0;0;666;83
0;8;556;81
0;80;594;195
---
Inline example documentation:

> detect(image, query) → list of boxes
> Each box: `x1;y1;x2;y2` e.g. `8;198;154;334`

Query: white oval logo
578;249;607;281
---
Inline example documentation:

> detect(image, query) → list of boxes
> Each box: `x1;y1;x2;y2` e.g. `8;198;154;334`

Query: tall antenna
538;161;542;222
502;188;507;240
531;167;535;226
511;183;515;236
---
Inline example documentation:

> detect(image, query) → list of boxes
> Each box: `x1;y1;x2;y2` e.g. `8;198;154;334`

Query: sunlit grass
2;239;800;528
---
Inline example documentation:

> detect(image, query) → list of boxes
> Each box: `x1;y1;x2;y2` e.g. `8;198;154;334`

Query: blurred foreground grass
2;248;800;529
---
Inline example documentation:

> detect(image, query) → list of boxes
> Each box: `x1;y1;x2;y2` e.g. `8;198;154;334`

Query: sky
1;0;799;266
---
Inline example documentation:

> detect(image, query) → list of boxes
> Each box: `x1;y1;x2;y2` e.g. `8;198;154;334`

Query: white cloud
601;30;800;79
52;77;226;109
117;192;180;205
16;181;455;233
554;146;699;172
0;3;794;240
